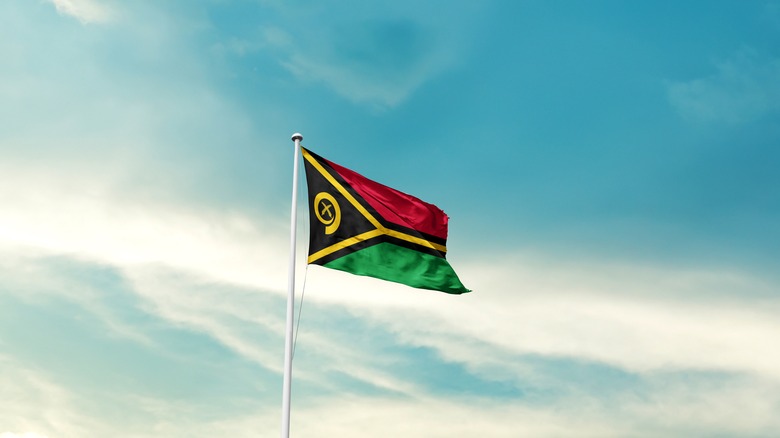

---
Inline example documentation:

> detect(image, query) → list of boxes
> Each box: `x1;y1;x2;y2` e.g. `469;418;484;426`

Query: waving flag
302;147;470;294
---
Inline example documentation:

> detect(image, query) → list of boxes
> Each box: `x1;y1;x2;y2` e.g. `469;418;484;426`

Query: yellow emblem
314;192;341;234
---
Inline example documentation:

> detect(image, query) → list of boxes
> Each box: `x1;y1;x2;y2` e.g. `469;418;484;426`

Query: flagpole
281;133;302;438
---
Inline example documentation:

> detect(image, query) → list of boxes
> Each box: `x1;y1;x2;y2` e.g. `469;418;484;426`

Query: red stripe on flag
324;157;449;241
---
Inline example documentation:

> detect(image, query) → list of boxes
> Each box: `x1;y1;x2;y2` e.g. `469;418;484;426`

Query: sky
1;0;780;436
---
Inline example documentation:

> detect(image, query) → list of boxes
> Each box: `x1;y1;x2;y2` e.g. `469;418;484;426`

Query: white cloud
291;396;623;438
0;434;49;438
1;134;778;436
130;383;780;437
242;3;481;108
304;254;780;383
668;49;780;123
0;166;289;294
46;0;113;24
120;265;432;395
0;167;424;394
3;343;780;437
292;382;780;437
0;356;90;437
3;350;778;437
3;163;779;386
3;156;777;438
0;1;281;291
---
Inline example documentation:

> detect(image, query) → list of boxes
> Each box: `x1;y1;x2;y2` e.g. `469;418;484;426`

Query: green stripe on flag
323;242;470;294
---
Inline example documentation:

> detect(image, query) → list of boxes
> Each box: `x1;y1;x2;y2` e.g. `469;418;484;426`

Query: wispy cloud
306;255;780;382
0;434;50;438
2;124;778;435
3;153;778;436
276;18;450;108
0;356;89;437
668;49;780;124
0;168;289;293
46;0;113;24
226;3;481;108
4;164;779;384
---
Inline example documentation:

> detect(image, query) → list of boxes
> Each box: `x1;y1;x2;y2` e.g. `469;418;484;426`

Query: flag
302;147;470;294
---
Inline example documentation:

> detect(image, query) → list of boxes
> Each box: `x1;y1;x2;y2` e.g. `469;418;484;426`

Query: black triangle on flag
302;149;382;265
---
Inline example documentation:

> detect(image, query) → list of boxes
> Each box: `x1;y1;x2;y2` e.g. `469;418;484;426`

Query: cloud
0;434;50;438
5;320;778;438
3;336;780;437
226;2;482;108
46;0;113;24
293;380;780;437
0;432;47;438
0;167;289;294
668;49;780;124
0;167;426;395
1;0;277;216
303;253;780;383
0;356;89;437
3;164;779;436
3;159;779;385
277;19;450;108
72;382;776;437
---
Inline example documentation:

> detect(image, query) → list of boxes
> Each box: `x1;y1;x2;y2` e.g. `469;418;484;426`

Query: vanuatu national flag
302;147;470;294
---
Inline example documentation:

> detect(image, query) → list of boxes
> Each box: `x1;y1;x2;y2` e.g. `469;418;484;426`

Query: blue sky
2;0;780;436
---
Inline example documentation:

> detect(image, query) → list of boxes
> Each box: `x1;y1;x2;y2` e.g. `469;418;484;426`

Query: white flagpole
281;133;302;438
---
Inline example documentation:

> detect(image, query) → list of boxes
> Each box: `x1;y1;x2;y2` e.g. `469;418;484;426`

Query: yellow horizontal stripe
383;228;447;253
308;229;385;264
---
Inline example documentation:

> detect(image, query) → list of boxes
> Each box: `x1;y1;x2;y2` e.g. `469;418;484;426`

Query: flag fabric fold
302;147;470;294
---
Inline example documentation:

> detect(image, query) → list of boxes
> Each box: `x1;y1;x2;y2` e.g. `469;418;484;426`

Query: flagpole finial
291;133;303;142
